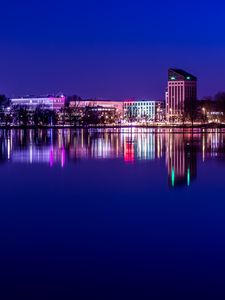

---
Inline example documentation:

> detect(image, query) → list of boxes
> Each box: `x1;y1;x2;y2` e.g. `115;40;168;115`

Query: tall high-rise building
166;69;197;122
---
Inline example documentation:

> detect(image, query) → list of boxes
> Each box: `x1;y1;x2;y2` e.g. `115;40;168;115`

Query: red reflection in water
124;142;135;163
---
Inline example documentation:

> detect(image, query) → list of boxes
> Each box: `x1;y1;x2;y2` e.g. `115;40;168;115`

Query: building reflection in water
123;128;164;163
166;132;197;187
1;128;225;187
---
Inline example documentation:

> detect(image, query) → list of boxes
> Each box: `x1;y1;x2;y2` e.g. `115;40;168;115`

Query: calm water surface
1;128;225;299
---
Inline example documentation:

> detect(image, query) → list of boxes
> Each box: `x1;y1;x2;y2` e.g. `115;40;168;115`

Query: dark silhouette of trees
81;106;117;126
0;95;9;108
214;92;225;115
124;105;138;123
66;95;82;107
33;108;57;126
4;113;12;126
19;107;29;126
82;107;100;125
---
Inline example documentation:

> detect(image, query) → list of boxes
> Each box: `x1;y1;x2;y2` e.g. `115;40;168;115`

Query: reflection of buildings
67;129;124;160
166;133;197;187
201;130;225;161
123;129;165;163
1;128;225;188
10;130;66;167
1;128;166;165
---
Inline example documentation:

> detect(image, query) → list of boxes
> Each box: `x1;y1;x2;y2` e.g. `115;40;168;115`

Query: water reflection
166;133;197;187
1;128;225;187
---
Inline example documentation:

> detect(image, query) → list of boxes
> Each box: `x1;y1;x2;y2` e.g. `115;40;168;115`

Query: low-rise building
69;99;123;113
10;95;65;111
123;100;165;122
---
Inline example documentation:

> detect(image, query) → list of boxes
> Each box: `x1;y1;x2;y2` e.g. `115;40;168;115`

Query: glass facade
123;100;164;121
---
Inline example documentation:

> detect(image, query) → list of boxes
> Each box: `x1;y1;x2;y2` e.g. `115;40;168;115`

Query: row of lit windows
169;82;195;86
124;104;155;108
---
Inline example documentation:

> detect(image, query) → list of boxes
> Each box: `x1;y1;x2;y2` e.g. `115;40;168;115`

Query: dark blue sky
1;0;225;99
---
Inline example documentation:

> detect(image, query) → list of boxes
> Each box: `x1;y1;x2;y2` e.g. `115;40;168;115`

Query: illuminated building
69;98;165;122
69;99;123;114
123;100;165;121
10;95;65;111
166;69;197;122
89;100;123;114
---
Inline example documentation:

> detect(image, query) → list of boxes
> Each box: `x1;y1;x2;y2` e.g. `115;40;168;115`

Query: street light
202;107;207;123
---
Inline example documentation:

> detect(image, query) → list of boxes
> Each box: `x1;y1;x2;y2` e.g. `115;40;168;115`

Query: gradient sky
0;0;225;100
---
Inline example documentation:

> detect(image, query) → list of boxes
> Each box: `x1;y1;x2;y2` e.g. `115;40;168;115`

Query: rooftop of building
168;69;197;81
11;94;65;99
84;98;122;102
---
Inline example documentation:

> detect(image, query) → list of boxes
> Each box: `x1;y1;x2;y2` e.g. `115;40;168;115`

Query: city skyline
0;0;225;99
2;1;225;298
2;66;225;101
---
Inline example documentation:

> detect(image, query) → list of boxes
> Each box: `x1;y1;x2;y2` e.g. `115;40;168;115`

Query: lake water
1;128;225;299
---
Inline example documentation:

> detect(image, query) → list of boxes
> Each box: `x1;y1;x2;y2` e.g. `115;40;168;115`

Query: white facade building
123;100;165;121
10;95;65;111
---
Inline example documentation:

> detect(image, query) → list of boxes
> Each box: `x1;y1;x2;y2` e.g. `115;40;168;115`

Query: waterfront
1;129;225;299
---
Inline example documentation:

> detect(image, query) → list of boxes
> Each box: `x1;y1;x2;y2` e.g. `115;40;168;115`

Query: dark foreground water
1;128;225;299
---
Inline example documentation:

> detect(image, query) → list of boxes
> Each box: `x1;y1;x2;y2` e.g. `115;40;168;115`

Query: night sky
1;0;225;100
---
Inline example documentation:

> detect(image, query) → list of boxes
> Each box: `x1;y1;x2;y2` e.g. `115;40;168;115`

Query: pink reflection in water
49;148;54;167
61;147;65;168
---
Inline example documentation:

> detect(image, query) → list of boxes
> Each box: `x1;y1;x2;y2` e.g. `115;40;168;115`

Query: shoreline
0;124;224;130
